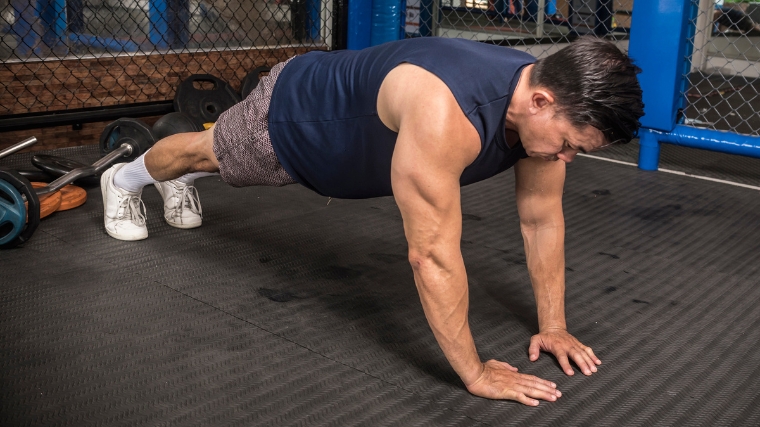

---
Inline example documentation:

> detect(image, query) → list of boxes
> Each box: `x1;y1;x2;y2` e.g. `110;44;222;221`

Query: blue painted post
308;0;321;40
637;129;661;171
37;0;67;54
348;0;372;49
628;0;698;170
371;0;404;45
149;0;170;50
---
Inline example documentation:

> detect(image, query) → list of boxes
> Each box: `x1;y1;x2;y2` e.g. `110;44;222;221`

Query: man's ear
528;89;555;114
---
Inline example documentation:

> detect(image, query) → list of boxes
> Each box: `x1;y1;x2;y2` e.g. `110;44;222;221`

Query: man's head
515;37;644;162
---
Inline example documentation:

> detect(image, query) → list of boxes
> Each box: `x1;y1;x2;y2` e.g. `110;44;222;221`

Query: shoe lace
118;195;146;226
170;184;202;220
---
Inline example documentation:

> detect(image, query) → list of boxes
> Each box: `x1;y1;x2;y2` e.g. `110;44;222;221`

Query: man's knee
186;125;219;172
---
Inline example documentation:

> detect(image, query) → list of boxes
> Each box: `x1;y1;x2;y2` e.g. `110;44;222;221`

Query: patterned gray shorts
212;57;297;187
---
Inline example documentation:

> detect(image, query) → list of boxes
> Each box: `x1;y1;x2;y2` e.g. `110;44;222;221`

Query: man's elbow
408;249;434;271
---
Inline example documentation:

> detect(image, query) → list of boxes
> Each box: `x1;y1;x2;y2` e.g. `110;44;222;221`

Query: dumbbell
0;118;156;249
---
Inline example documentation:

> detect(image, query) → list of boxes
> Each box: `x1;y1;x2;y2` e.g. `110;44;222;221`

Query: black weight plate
32;154;87;176
100;118;157;162
17;168;54;182
241;66;271;100
173;74;241;125
31;154;100;186
0;168;40;249
153;112;204;140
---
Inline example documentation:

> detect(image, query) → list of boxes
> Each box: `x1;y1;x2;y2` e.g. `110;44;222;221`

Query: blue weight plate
0;178;26;246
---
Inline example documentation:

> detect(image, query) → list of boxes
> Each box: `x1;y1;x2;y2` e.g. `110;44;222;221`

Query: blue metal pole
637;129;661;171
149;0;170;50
371;0;404;46
651;125;760;158
37;0;67;54
308;0;321;40
348;0;372;49
628;0;698;169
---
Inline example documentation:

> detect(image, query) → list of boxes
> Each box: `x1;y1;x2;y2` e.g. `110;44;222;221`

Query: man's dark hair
529;37;644;145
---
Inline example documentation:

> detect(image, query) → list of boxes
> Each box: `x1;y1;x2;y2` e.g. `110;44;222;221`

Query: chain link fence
685;0;760;136
405;0;631;50
0;0;343;116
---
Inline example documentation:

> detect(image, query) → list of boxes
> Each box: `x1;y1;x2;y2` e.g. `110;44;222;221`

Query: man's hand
466;360;562;406
529;328;601;376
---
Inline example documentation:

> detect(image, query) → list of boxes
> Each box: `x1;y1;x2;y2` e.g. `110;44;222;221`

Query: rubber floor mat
1;149;759;426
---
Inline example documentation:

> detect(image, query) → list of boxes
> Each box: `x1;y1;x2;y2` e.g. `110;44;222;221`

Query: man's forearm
521;224;567;331
410;254;483;385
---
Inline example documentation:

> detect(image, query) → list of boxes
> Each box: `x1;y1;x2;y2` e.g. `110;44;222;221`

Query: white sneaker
101;163;148;241
153;180;203;229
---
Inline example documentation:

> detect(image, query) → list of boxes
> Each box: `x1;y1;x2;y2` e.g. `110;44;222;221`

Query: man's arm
514;157;601;376
385;66;560;405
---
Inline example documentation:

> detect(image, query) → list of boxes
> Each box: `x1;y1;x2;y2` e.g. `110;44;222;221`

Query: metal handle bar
0;137;37;160
35;144;134;196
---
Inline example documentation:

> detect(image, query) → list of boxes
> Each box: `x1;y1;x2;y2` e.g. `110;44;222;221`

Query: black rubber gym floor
2;145;760;426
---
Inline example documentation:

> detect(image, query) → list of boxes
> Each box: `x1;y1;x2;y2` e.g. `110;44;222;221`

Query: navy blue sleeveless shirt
268;37;535;199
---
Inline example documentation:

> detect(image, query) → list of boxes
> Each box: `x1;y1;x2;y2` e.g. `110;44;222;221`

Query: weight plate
30;182;62;220
17;168;54;182
100;118;157;162
31;154;100;186
241;66;271;100
153;112;204;140
174;74;241;125
0;177;26;245
56;184;87;211
32;154;87;176
0;168;40;249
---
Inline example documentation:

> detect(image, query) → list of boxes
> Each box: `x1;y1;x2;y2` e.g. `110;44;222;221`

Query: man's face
520;111;607;163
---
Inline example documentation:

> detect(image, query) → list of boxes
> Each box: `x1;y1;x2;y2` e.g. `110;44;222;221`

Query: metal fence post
628;0;697;170
348;0;372;49
149;0;170;50
38;0;67;54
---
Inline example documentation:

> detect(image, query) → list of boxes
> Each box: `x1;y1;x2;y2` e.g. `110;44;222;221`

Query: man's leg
143;125;218;181
102;127;217;240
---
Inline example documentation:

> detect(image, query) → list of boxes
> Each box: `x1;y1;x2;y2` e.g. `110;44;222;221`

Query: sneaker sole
102;166;148;241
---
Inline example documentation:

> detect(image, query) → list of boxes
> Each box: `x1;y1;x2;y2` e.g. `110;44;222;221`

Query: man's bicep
514;157;566;226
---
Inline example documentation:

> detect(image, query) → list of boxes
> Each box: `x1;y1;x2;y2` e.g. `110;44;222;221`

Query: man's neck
505;64;534;133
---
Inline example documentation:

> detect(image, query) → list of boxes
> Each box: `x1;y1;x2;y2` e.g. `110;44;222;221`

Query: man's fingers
584;346;602;365
557;352;574;375
528;337;541;361
518;376;560;396
571;350;596;376
512;383;561;403
511;392;540;407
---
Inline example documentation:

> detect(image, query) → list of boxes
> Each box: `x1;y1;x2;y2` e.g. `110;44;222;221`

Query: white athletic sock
176;171;218;185
113;153;157;193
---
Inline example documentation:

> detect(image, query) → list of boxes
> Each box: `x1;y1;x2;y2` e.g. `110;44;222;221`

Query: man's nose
557;147;578;163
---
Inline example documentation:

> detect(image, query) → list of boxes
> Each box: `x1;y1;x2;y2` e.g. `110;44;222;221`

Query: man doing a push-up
99;36;644;405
